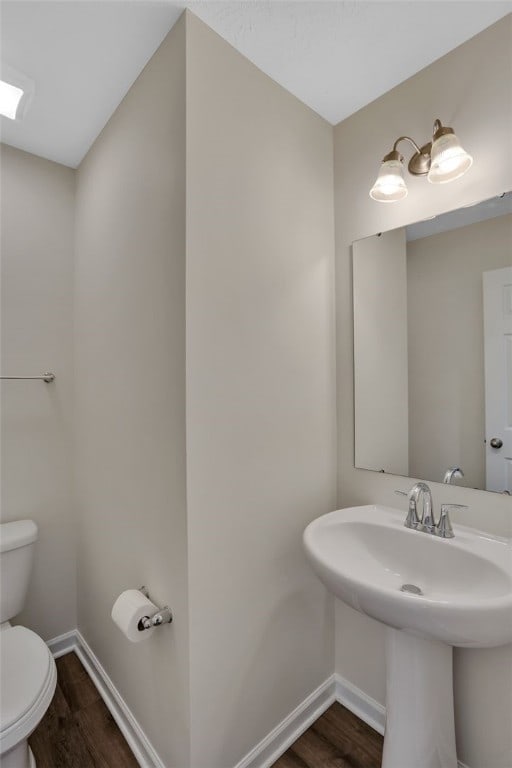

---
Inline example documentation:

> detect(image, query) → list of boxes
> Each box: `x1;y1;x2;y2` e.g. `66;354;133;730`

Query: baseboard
46;632;335;768
46;629;77;659
233;675;336;768
46;632;471;768
335;674;386;735
46;629;165;768
235;672;472;768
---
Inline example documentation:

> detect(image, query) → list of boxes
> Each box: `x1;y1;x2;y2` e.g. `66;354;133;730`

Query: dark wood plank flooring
272;702;383;768
29;652;139;768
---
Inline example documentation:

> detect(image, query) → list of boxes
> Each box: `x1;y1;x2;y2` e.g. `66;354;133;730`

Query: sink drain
401;583;423;595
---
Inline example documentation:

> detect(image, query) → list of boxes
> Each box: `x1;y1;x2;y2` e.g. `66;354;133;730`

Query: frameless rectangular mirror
353;192;512;493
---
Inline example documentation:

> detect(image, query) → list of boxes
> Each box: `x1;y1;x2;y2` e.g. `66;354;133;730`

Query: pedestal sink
303;505;512;768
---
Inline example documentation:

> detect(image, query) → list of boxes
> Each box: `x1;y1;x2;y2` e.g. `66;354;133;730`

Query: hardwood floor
31;655;382;768
29;652;139;768
272;702;383;768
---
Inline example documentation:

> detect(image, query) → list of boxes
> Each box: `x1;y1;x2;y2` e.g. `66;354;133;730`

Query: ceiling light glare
0;79;24;120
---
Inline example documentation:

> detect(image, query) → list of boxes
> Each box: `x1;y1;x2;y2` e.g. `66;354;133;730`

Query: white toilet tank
0;520;38;624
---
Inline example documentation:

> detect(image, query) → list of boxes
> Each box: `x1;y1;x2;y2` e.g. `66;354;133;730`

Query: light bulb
427;131;472;184
369;158;408;202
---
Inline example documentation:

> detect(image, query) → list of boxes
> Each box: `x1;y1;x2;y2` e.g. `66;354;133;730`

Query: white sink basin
304;504;512;647
304;504;512;768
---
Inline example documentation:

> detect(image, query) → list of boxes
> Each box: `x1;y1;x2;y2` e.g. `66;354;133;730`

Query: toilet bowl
0;521;57;767
0;625;57;768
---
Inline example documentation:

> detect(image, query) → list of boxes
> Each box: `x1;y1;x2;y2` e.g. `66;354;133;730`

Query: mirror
353;192;512;493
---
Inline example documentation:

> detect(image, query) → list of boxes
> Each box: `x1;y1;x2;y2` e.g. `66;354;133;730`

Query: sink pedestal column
383;628;457;768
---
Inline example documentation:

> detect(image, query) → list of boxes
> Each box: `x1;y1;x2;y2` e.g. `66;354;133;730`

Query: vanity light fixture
370;118;473;202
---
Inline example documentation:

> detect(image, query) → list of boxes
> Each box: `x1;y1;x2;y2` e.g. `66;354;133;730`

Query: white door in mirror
484;266;512;492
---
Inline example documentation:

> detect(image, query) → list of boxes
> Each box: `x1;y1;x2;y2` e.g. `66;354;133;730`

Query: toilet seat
0;626;57;755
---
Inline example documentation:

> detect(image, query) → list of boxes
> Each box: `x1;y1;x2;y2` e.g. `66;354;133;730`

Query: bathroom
0;3;510;768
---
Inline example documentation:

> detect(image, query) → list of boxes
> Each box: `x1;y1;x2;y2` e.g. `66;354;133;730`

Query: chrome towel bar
0;372;55;383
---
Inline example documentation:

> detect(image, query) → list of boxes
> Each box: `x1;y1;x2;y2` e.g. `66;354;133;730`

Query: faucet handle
438;504;468;538
395;489;421;529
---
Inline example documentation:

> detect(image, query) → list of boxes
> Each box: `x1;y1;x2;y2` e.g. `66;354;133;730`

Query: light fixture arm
392;135;422;155
432;117;455;142
381;135;432;176
382;136;421;163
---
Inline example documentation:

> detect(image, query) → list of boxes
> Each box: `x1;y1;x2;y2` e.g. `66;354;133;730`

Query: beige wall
74;13;336;767
408;214;512;489
0;145;76;640
185;14;336;767
334;15;512;768
353;227;408;476
74;18;189;767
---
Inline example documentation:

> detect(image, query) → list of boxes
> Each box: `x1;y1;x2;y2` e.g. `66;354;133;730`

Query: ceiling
1;1;510;168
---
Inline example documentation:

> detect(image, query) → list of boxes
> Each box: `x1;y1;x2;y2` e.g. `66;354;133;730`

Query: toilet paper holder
137;586;173;632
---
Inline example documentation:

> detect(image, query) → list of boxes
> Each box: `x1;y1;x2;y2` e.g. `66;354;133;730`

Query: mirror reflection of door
484;266;512;492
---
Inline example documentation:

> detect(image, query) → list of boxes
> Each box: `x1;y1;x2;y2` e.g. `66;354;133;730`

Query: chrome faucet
443;466;464;484
396;482;434;531
395;482;467;538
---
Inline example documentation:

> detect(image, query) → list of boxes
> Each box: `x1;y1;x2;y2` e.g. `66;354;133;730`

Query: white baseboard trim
46;632;471;768
46;629;165;768
335;673;386;736
46;630;77;659
233;675;336;768
236;671;472;768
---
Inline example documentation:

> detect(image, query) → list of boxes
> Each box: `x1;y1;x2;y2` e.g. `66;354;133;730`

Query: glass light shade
427;132;473;184
369;159;408;202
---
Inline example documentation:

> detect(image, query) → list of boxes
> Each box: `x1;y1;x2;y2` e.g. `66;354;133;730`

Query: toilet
0;521;57;768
